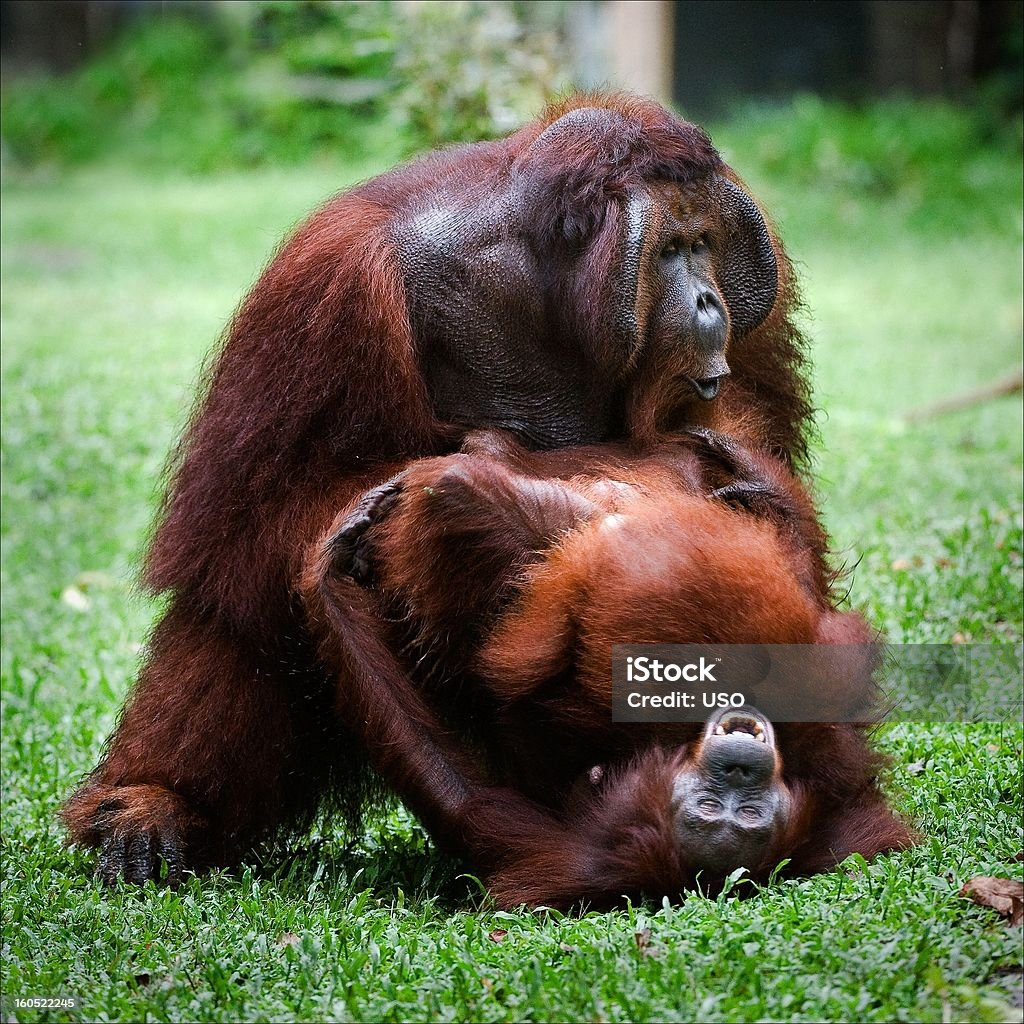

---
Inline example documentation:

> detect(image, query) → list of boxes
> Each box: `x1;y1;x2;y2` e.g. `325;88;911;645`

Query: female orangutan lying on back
304;427;913;909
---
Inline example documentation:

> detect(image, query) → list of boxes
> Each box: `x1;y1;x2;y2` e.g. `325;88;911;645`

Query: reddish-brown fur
302;435;911;907
63;92;904;904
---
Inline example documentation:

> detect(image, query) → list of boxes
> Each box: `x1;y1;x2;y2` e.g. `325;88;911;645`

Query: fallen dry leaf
960;876;1024;927
488;928;507;944
633;927;660;956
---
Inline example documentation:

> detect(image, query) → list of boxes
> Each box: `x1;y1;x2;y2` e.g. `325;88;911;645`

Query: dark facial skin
647;184;733;399
671;710;791;875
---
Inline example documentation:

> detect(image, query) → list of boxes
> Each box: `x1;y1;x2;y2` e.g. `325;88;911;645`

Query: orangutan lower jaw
671;707;792;876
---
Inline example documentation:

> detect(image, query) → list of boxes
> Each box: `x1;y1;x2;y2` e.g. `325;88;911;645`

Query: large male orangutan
64;92;909;906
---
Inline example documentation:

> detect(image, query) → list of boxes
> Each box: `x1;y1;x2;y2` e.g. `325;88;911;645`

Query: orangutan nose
688;374;728;401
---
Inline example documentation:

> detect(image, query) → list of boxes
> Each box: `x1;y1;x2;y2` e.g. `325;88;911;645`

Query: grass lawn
2;111;1022;1021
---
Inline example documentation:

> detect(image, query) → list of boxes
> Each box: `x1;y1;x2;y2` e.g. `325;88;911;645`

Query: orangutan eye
662;236;708;260
698;797;722;813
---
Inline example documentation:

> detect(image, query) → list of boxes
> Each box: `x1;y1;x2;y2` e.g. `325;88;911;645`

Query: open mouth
703;707;775;748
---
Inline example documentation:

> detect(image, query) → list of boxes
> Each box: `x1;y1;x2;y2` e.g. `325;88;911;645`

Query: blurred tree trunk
947;0;981;90
0;0;207;75
868;0;983;95
1;0;91;73
602;0;673;102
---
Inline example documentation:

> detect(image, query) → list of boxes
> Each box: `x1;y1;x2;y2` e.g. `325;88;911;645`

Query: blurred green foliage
3;0;1022;182
1;18;244;171
0;1;571;171
393;0;566;148
711;96;1023;237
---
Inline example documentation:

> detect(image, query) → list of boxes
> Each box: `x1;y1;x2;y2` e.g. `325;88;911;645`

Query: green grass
2;105;1022;1021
